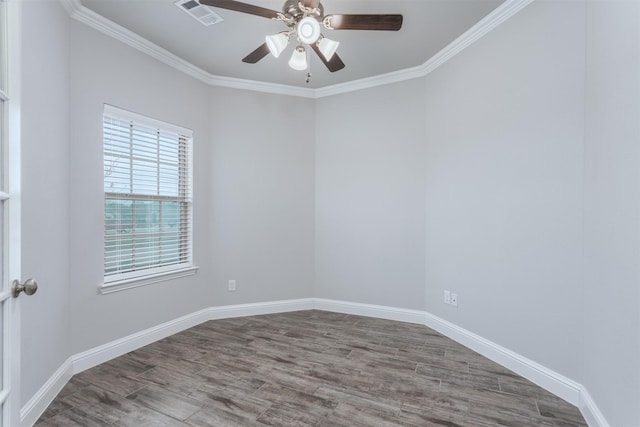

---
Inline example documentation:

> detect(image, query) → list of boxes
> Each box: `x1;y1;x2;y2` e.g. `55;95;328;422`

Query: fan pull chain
305;46;312;84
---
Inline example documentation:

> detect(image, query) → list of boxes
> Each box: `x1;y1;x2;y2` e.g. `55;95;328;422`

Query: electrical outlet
451;293;458;307
444;290;451;305
228;280;236;292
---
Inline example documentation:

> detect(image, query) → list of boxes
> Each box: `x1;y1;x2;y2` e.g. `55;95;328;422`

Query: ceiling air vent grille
175;0;224;26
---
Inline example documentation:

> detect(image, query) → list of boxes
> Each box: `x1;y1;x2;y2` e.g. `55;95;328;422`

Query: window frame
100;104;196;294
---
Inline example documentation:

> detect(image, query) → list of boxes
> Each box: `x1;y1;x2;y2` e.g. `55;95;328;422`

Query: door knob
12;278;38;298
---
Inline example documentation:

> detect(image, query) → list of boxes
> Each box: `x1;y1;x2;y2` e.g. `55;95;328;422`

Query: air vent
175;0;224;26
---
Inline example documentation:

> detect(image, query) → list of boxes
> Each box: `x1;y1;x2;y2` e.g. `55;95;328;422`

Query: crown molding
59;0;316;98
207;74;316;98
421;0;535;75
61;0;211;84
60;0;534;99
314;63;429;99
59;0;80;16
315;0;534;98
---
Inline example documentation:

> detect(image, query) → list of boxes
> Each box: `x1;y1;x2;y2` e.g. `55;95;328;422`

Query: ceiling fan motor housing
283;0;323;21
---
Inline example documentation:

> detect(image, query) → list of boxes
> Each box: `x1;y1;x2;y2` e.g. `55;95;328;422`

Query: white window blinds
103;105;193;285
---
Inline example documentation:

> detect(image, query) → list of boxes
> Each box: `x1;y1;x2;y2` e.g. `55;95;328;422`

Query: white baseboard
72;307;212;374
21;297;610;427
72;298;314;374
579;386;611;427
207;298;315;320
423;311;582;405
20;298;313;425
313;298;426;325
20;358;73;427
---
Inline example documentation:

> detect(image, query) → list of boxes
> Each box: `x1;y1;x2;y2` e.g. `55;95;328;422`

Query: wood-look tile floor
35;310;587;426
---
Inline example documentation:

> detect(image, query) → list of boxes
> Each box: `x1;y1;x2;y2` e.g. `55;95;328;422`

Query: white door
1;2;24;426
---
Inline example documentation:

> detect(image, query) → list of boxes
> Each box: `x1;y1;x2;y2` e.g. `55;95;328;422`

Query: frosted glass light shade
265;32;289;58
297;16;321;44
288;45;307;70
317;37;339;60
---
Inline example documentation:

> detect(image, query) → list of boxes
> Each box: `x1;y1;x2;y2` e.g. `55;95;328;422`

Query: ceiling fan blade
242;43;270;63
199;0;280;19
323;14;403;31
311;43;345;72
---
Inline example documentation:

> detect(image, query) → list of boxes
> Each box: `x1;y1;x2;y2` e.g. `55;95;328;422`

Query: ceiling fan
199;0;403;78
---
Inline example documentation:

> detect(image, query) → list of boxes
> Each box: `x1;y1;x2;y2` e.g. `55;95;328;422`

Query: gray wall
67;21;315;355
19;9;316;409
18;0;640;424
208;87;315;305
20;0;71;404
67;21;213;354
315;1;586;382
423;1;585;381
583;1;640;425
315;80;427;310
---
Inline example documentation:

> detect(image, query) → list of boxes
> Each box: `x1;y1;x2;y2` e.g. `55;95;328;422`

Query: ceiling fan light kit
265;32;289;58
199;0;403;80
317;36;339;61
288;45;308;71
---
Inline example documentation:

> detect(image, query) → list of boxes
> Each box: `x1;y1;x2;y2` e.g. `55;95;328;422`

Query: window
103;105;194;290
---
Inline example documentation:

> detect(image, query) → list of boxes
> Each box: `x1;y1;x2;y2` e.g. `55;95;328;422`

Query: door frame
2;0;22;426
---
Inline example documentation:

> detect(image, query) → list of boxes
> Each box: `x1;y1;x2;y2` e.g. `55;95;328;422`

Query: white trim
422;311;582;405
313;298;425;325
4;0;22;425
60;0;315;99
58;0;533;99
99;266;199;295
205;298;315;321
103;104;193;137
72;298;313;373
62;0;211;85
206;74;316;99
58;0;81;16
420;0;535;75
71;306;212;374
20;298;609;427
314;64;429;99
19;359;73;427
579;386;611;427
19;298;315;424
315;0;534;98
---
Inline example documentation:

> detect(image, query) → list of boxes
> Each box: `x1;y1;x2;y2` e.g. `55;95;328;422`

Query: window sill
99;266;199;295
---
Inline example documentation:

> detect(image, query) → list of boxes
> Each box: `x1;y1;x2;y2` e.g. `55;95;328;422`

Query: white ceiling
79;0;505;89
